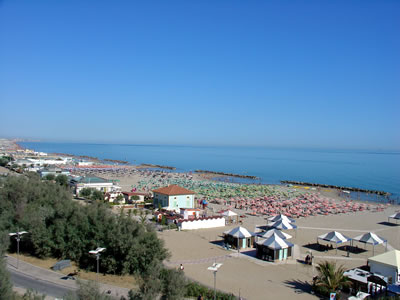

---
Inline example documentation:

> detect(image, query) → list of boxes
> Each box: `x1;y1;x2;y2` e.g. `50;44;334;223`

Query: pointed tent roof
268;214;295;223
269;219;297;230
258;228;292;240
256;233;294;250
368;250;400;268
353;232;387;245
222;210;238;217
224;226;255;239
318;231;351;244
389;212;400;220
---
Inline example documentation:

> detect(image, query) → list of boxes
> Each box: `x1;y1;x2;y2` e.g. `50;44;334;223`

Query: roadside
6;255;130;299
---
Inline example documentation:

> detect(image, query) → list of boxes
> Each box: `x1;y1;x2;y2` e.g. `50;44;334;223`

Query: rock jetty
280;180;390;196
140;164;176;170
195;170;259;180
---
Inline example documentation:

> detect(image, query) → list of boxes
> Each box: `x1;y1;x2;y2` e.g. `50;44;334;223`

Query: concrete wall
180;217;225;230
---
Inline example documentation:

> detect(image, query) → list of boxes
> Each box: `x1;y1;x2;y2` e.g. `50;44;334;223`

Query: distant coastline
16;140;400;198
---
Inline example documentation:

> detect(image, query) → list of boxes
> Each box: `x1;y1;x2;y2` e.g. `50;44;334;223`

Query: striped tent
318;231;351;254
353;232;387;255
268;214;295;223
269;219;297;230
258;228;292;240
256;233;295;261
388;212;400;224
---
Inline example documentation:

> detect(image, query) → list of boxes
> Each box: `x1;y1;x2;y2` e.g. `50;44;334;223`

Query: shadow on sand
377;221;399;227
283;279;314;295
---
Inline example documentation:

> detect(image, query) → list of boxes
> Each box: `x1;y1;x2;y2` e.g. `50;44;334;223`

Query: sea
19;142;400;200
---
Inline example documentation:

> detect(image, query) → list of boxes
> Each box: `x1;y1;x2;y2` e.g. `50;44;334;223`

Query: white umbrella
258;229;292;240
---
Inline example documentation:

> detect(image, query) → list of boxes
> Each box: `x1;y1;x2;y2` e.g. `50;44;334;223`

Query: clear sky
1;0;399;149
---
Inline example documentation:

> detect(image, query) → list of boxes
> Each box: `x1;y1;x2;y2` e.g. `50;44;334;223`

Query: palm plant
314;261;351;295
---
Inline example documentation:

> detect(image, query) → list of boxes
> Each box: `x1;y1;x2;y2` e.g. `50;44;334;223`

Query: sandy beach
68;166;400;299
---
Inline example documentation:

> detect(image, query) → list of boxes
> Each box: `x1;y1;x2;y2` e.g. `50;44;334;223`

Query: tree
64;280;115;300
128;263;162;300
91;190;105;201
114;194;124;204
79;188;93;198
55;174;68;187
44;174;55;181
314;261;351;296
160;268;187;300
0;232;14;300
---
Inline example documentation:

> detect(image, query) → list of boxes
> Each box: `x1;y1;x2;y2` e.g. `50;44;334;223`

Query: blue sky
1;0;399;149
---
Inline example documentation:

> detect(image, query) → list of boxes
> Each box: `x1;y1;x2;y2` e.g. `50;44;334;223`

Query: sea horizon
19;141;400;198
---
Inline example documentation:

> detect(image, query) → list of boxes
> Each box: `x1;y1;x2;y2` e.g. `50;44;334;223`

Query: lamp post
9;230;28;269
207;263;222;300
89;247;106;282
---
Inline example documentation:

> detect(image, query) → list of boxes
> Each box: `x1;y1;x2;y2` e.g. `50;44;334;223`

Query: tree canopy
0;175;168;275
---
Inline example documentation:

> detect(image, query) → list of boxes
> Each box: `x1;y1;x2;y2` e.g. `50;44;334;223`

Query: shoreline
12;140;398;203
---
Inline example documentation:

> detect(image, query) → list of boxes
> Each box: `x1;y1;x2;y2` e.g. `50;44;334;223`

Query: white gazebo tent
224;226;255;251
317;231;352;254
268;214;295;224
258;228;292;240
352;232;387;256
388;212;400;224
256;233;294;261
221;210;238;224
268;219;297;237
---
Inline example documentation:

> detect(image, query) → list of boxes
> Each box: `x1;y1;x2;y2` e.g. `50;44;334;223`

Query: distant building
39;167;70;178
152;185;195;211
70;176;120;195
122;192;147;204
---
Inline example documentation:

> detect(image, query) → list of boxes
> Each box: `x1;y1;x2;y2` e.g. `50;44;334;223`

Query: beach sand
70;167;400;299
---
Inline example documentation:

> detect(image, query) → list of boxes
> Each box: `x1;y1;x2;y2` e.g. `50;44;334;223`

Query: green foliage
0;176;168;275
185;281;236;300
55;174;68;186
128;263;162;300
20;290;46;300
43;174;55;181
114;194;124;204
80;188;93;198
314;261;351;296
0;156;12;167
161;215;167;226
64;280;115;300
91;190;105;201
160;268;187;300
0;245;14;300
131;195;140;201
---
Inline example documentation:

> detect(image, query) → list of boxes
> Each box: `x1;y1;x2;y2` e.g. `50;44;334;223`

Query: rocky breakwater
281;180;390;196
195;170;259;180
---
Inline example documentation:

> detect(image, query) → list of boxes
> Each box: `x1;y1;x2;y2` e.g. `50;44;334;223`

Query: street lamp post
89;247;106;282
207;263;223;300
9;230;28;269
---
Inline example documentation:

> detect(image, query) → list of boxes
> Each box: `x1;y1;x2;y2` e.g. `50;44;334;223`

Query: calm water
20;142;400;197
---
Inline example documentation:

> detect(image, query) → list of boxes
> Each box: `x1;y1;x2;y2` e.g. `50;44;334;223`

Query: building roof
368;250;400;268
256;233;294;250
224;226;255;238
152;185;195;196
73;176;112;184
122;191;148;196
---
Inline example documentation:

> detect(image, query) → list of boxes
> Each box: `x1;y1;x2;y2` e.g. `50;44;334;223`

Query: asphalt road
9;267;76;299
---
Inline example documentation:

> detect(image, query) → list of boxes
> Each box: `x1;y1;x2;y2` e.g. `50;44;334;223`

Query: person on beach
179;264;184;271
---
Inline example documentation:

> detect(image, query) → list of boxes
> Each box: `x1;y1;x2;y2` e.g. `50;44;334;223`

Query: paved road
9;267;75;299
